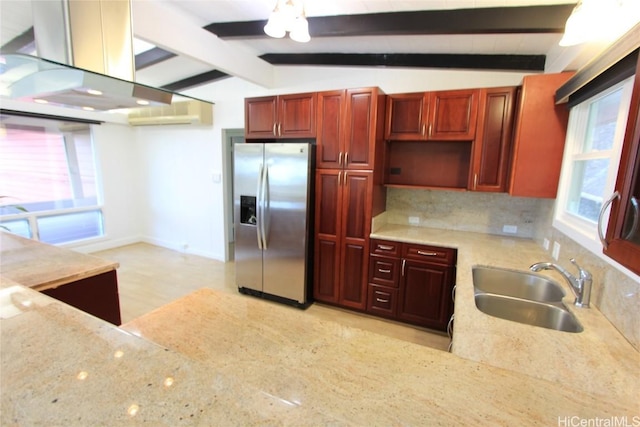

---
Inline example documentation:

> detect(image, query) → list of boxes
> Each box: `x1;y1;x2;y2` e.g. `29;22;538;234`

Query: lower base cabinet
42;270;122;325
367;239;456;331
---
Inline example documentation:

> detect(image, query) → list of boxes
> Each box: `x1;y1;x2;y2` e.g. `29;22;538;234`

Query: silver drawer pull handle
377;245;394;251
417;250;438;256
378;269;391;273
376;298;389;303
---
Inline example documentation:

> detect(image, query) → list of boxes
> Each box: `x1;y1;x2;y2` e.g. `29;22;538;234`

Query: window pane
583;88;623;153
37;210;104;244
0;219;31;238
567;158;610;222
0;121;98;212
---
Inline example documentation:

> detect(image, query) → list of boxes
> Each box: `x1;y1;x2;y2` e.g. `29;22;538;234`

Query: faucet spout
530;258;591;308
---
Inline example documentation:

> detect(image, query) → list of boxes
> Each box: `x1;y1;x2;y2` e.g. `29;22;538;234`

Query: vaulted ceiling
1;0;579;98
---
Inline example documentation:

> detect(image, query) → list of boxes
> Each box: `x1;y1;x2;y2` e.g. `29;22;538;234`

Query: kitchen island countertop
2;282;637;426
0;232;118;291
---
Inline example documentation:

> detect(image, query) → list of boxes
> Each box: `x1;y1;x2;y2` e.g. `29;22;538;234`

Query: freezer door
263;143;312;303
234;143;264;292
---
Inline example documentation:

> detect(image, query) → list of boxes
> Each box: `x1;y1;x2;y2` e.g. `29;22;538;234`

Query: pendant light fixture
560;0;640;46
264;0;310;43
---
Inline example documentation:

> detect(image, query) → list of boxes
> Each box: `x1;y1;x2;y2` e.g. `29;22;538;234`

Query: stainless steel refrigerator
233;142;314;308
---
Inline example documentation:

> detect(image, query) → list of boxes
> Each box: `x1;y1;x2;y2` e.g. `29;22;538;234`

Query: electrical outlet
543;238;550;250
502;225;518;234
408;216;420;225
552;241;561;260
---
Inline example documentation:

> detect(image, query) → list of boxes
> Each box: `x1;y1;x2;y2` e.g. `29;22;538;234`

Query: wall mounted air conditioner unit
128;100;213;126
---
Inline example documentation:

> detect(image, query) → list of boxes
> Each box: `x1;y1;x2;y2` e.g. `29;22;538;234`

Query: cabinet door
604;60;640;275
470;87;516;192
338;171;373;310
245;96;278;139
398;260;453;330
278;92;316;138
509;72;574;198
429;89;479;140
344;88;377;170
385;93;428;140
313;170;342;303
42;270;121;325
317;90;345;169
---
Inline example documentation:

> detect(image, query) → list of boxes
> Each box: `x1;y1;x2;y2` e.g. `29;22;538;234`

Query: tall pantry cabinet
313;88;387;310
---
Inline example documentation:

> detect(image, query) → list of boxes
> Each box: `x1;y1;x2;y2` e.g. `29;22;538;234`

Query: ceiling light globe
264;11;286;38
290;17;310;43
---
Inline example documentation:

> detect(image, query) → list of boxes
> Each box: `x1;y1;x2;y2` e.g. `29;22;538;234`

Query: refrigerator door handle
256;163;264;250
260;164;269;249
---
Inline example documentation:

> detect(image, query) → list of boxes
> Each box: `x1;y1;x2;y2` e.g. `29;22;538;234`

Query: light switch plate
502;225;518;234
552;241;561;260
543;238;550;250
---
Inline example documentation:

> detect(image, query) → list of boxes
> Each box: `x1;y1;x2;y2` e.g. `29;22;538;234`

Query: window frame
553;75;635;256
0;119;106;246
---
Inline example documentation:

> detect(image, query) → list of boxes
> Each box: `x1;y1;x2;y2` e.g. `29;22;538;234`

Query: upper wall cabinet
316;87;385;170
508;72;574;198
385;89;479;141
245;92;317;139
604;54;640;275
469;87;517;192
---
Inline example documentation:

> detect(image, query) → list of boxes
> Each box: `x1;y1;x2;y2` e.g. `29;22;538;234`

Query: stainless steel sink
472;265;565;303
472;265;583;333
474;293;583;333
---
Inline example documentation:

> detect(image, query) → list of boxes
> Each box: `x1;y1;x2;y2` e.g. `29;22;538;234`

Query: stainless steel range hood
1;53;173;111
0;0;183;112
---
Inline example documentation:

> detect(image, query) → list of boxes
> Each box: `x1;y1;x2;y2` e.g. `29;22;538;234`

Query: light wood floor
92;243;450;351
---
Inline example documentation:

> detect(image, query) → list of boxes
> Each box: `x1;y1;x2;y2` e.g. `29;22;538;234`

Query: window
554;76;635;254
0;114;104;245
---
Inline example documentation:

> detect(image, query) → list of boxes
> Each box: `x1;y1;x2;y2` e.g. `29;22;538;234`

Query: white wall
68;123;142;253
68;65;533;260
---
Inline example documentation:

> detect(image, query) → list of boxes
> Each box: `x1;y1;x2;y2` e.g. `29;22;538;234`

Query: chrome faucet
530;258;592;308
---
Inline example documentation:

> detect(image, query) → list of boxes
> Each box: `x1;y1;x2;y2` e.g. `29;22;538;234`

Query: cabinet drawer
369;255;400;288
370;239;401;256
402;243;456;265
367;285;398;318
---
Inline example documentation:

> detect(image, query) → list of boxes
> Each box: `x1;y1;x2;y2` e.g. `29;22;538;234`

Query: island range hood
1;0;178;111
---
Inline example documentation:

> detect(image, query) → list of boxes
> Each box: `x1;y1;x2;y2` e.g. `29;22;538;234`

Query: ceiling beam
0;27;35;53
136;47;177;70
162;70;230;91
131;0;274;88
205;4;575;38
260;53;546;72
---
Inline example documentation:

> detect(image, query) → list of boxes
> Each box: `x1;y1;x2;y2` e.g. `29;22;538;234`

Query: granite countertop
2;282;636;426
0;232;118;291
371;224;640;406
1;227;638;424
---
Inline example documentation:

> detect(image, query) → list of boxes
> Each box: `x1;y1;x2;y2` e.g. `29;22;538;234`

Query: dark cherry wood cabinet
314;170;374;309
313;87;387;310
367;239;456;331
245;92;316;139
385;89;479;141
508;72;574;198
604;55;640;275
469;87;517;192
317;87;384;170
42;270;122;325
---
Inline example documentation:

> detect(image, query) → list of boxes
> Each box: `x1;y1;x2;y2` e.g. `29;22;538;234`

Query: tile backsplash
385;188;640;351
385;188;547;238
